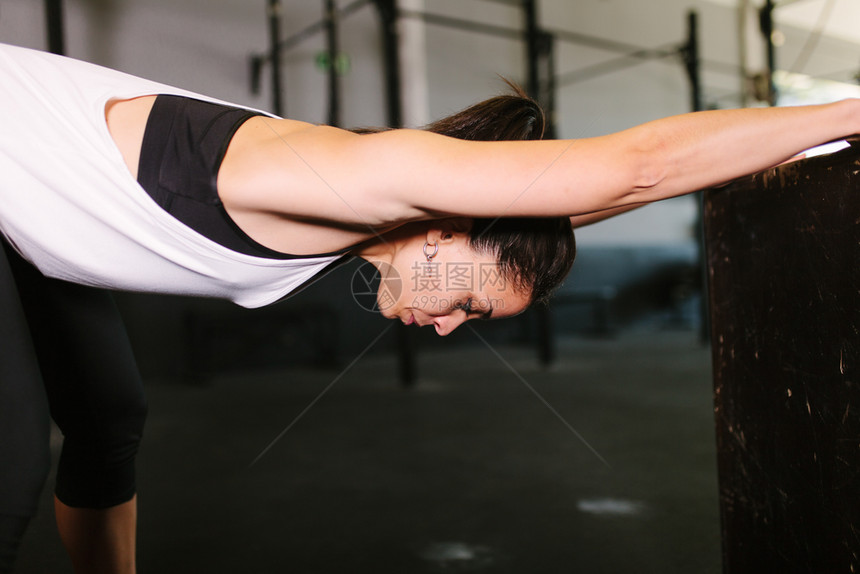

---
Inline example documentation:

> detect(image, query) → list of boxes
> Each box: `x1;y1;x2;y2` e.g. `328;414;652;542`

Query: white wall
2;0;858;247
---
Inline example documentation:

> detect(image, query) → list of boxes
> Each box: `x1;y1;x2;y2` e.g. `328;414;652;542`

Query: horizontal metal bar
556;45;680;87
253;0;371;62
401;8;691;63
399;9;523;40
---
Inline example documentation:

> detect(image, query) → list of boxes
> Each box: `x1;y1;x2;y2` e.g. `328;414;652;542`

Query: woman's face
376;226;530;336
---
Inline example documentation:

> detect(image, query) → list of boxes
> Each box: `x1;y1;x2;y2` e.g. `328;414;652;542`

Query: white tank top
0;43;342;308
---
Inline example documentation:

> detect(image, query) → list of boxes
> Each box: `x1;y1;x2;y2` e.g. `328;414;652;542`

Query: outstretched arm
375;99;860;220
236;99;860;226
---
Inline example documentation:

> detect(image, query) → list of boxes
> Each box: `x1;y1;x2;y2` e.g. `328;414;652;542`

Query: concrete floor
16;329;721;574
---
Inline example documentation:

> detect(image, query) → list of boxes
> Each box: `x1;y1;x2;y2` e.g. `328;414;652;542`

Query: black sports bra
137;95;352;261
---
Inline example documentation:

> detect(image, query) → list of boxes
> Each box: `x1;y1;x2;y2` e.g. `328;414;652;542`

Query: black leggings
0;239;147;572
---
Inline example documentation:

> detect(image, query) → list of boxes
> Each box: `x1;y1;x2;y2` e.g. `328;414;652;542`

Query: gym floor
16;329;721;574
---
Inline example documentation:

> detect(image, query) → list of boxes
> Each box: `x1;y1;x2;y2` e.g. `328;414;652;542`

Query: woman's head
362;84;576;334
376;215;573;335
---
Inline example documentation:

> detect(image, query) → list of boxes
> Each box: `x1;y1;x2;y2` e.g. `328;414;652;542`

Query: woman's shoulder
217;117;362;214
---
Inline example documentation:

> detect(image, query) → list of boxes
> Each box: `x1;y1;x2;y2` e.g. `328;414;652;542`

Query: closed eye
454;297;493;320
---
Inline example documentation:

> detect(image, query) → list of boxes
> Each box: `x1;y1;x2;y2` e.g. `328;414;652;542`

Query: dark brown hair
357;83;576;305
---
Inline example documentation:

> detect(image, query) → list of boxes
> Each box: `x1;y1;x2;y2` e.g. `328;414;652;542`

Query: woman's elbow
627;132;671;201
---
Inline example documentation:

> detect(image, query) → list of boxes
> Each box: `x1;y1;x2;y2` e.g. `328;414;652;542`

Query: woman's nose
434;310;469;336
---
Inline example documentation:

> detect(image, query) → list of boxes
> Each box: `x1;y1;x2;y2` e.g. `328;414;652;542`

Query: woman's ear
426;217;474;244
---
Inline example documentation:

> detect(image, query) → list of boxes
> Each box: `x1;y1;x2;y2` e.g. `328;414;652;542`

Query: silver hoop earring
423;241;439;262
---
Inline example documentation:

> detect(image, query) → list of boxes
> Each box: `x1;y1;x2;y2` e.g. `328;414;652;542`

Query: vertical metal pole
374;0;403;129
523;0;540;99
685;11;703;113
542;31;557;139
523;0;558;366
684;10;710;344
759;0;777;106
738;0;750;107
536;307;554;366
396;323;416;387
45;0;66;55
268;0;284;116
324;0;341;127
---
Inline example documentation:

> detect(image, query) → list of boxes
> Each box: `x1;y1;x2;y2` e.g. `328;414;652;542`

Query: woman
0;42;572;574
1;41;858;573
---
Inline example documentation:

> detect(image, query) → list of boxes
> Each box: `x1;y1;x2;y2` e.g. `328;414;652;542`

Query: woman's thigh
3;241;147;508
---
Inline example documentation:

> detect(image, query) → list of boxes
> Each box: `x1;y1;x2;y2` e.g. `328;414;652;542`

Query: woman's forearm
623;99;860;206
563;101;859;227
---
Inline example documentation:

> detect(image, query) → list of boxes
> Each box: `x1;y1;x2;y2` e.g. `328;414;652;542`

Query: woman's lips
404;313;414;326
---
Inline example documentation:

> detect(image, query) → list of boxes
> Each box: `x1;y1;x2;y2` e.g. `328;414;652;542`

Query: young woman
1;41;858;573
